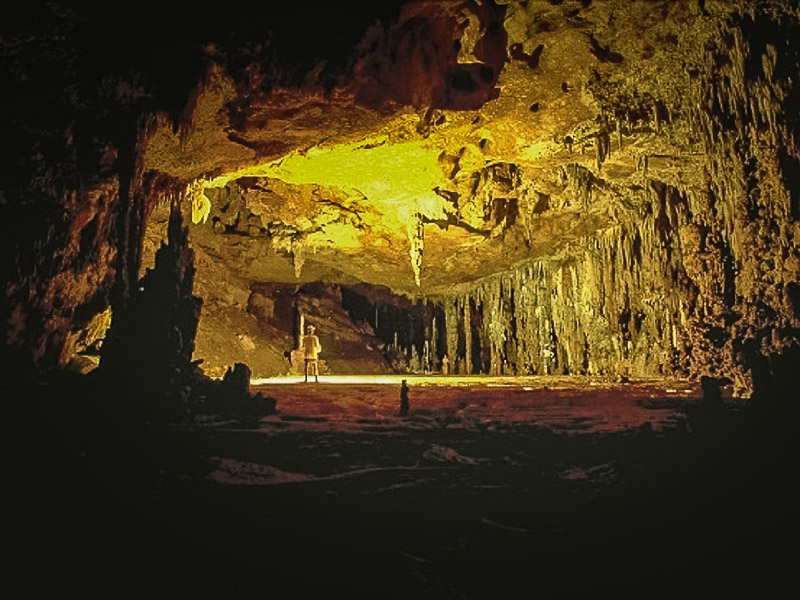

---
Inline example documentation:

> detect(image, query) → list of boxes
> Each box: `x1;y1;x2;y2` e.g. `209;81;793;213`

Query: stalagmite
431;315;437;363
463;296;472;375
297;313;305;350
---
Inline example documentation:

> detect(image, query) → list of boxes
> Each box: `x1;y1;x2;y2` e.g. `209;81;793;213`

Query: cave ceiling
143;0;717;296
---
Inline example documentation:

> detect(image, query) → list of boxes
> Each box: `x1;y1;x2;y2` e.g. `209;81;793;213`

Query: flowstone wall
437;181;693;379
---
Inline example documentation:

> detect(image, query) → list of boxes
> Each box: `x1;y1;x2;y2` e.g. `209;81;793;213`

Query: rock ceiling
142;0;715;296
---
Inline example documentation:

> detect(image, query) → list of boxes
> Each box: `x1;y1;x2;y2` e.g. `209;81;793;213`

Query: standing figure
302;325;321;382
399;379;410;416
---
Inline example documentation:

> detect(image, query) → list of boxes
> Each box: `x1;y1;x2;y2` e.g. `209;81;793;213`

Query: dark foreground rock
3;375;797;599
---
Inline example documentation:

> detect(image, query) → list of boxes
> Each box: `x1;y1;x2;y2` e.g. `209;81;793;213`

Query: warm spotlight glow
520;139;559;161
191;191;211;224
266;141;447;222
204;139;460;284
207;139;450;227
249;374;699;391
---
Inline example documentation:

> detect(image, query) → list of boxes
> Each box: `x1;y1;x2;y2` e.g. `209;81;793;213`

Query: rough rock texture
689;10;800;395
4;0;800;398
99;194;203;419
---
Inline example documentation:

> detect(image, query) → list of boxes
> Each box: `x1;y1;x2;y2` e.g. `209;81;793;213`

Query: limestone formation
2;0;799;399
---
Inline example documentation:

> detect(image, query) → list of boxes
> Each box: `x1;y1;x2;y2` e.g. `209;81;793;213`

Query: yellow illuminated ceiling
202;137;473;286
140;0;720;295
206;139;450;228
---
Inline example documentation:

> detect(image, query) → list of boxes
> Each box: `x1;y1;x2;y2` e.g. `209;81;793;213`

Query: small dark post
700;375;723;409
399;379;410;416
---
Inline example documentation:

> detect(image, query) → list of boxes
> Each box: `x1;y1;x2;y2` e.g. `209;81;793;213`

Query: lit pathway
250;375;703;434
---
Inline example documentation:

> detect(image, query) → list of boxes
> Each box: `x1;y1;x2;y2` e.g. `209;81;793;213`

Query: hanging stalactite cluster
433;180;698;377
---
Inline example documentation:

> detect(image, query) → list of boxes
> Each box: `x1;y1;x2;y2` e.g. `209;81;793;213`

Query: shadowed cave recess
2;0;800;596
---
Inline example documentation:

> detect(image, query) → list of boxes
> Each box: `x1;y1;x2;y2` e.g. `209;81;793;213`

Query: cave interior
3;0;800;596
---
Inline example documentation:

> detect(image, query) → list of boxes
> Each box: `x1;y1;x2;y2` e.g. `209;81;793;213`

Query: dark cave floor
4;376;797;598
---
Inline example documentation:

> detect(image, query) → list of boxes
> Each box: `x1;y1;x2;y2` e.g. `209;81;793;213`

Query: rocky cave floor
5;375;798;599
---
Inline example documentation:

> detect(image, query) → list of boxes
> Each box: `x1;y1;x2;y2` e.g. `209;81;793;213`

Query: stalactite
408;311;415;356
291;239;306;279
444;298;459;368
408;213;424;286
595;116;611;171
462;295;472;374
481;276;509;375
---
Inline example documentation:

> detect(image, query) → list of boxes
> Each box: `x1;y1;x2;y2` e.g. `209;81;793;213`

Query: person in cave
302;324;322;383
441;355;450;375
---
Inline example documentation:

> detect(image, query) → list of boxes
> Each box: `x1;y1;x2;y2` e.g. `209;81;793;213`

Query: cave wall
430;8;800;395
341;284;445;373
3;1;799;402
0;3;203;378
690;11;800;395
